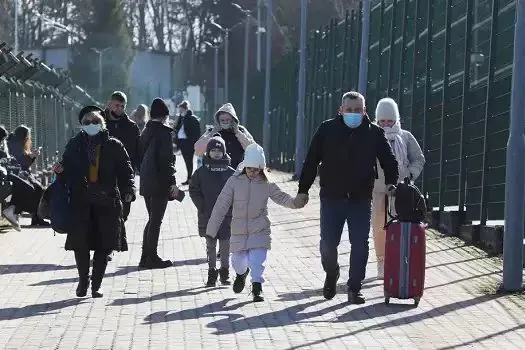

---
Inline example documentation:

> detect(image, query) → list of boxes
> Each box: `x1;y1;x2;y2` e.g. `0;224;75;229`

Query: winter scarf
85;133;103;165
383;122;409;178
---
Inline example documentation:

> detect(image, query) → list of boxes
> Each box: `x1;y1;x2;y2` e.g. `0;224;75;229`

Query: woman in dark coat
54;106;136;298
6;125;48;226
139;98;179;269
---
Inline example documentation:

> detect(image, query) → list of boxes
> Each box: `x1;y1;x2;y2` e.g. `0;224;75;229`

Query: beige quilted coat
206;173;296;252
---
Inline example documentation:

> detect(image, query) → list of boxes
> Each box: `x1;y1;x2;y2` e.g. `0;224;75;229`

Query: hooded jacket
194;103;254;169
189;137;235;239
104;109;141;173
206;144;297;252
139;120;177;197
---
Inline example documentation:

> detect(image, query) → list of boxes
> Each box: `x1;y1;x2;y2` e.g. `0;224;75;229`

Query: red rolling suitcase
383;219;426;306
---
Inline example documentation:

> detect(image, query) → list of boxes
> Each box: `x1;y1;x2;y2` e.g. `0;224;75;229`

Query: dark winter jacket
139;120;177;197
189;156;234;239
173;110;201;145
61;130;136;252
7;139;35;171
104;110;141;173
299;114;399;200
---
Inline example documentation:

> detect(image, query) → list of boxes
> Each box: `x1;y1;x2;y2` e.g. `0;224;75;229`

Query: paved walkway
0;155;524;349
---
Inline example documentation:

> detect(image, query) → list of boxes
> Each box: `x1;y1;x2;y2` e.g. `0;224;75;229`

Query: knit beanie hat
78;105;104;123
240;143;266;169
150;98;170;119
375;98;400;121
206;135;228;156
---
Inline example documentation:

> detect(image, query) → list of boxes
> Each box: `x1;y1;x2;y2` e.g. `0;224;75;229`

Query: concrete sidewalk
0;155;524;349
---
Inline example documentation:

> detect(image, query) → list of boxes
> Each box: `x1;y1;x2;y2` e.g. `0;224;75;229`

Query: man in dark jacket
296;91;399;305
104;91;141;222
173;100;201;185
139;98;179;269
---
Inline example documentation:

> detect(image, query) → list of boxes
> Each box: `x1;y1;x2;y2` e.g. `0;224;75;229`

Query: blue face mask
342;113;363;128
81;124;103;136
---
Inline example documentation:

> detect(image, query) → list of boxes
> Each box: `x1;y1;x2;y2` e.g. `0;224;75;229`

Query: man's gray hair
341;91;365;104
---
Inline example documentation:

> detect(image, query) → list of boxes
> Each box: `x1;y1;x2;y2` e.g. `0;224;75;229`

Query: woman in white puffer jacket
372;98;425;279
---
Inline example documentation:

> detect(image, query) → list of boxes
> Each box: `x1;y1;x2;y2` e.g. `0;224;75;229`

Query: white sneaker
2;206;21;232
377;260;384;280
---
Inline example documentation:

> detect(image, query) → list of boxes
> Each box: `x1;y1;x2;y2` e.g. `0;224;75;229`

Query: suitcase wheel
384;297;390;305
414;297;420;307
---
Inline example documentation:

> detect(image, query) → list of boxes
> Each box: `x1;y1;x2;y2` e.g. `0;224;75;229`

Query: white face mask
81;124;103;136
220;122;232;130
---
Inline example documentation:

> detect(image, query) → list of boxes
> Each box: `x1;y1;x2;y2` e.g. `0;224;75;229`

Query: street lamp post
232;3;255;125
294;0;308;179
90;48;111;102
502;0;525;292
205;41;220;111
14;0;19;53
210;20;232;102
262;0;273;159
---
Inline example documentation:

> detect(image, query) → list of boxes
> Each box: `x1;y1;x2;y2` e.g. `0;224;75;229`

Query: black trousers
178;139;194;181
122;201;131;221
74;249;111;291
7;173;42;217
142;196;169;257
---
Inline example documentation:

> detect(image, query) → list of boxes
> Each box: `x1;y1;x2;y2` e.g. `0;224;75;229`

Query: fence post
358;0;370;95
375;0;386;103
397;0;409;112
387;0;398;96
458;0;475;218
480;0;500;225
294;0;308;178
438;0;453;212
421;0;435;196
409;0;422;132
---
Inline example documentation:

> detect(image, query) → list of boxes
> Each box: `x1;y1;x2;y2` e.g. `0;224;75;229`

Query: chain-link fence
0;42;97;178
242;0;516;225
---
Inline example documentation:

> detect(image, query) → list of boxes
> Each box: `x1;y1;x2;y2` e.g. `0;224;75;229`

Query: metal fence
241;0;516;225
0;42;96;176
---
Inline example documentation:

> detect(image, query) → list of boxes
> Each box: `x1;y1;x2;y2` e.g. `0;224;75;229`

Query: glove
293;193;309;208
124;194;134;203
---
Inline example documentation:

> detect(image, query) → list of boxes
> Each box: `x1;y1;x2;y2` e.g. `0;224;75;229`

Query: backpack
49;177;72;234
391;177;427;223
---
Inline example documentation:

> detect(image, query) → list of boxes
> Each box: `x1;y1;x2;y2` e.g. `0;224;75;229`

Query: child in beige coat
206;143;307;302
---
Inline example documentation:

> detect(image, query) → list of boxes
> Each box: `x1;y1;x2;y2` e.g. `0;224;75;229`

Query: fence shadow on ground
0;298;85;321
0;264;76;275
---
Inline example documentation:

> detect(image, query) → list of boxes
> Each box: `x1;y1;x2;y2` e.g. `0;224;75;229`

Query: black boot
74;250;90;298
219;267;231;285
233;268;250;294
143;255;172;269
139;253;149;269
206;268;218;287
91;251;109;298
252;282;264;302
323;265;340;300
31;216;50;227
76;276;89;297
348;291;366;304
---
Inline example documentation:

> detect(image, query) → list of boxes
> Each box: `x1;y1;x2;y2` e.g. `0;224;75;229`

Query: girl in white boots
205;143;307;302
372;98;426;278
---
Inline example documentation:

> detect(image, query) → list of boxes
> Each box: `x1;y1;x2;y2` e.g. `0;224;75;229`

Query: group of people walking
47;89;424;304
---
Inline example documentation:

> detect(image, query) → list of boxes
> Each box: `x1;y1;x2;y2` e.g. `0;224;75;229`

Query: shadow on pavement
171;258;207;267
0;264;76;275
29;265;139;286
110;286;221;306
0;298;85;321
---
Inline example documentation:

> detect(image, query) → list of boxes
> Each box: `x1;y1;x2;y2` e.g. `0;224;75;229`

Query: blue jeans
320;198;372;293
